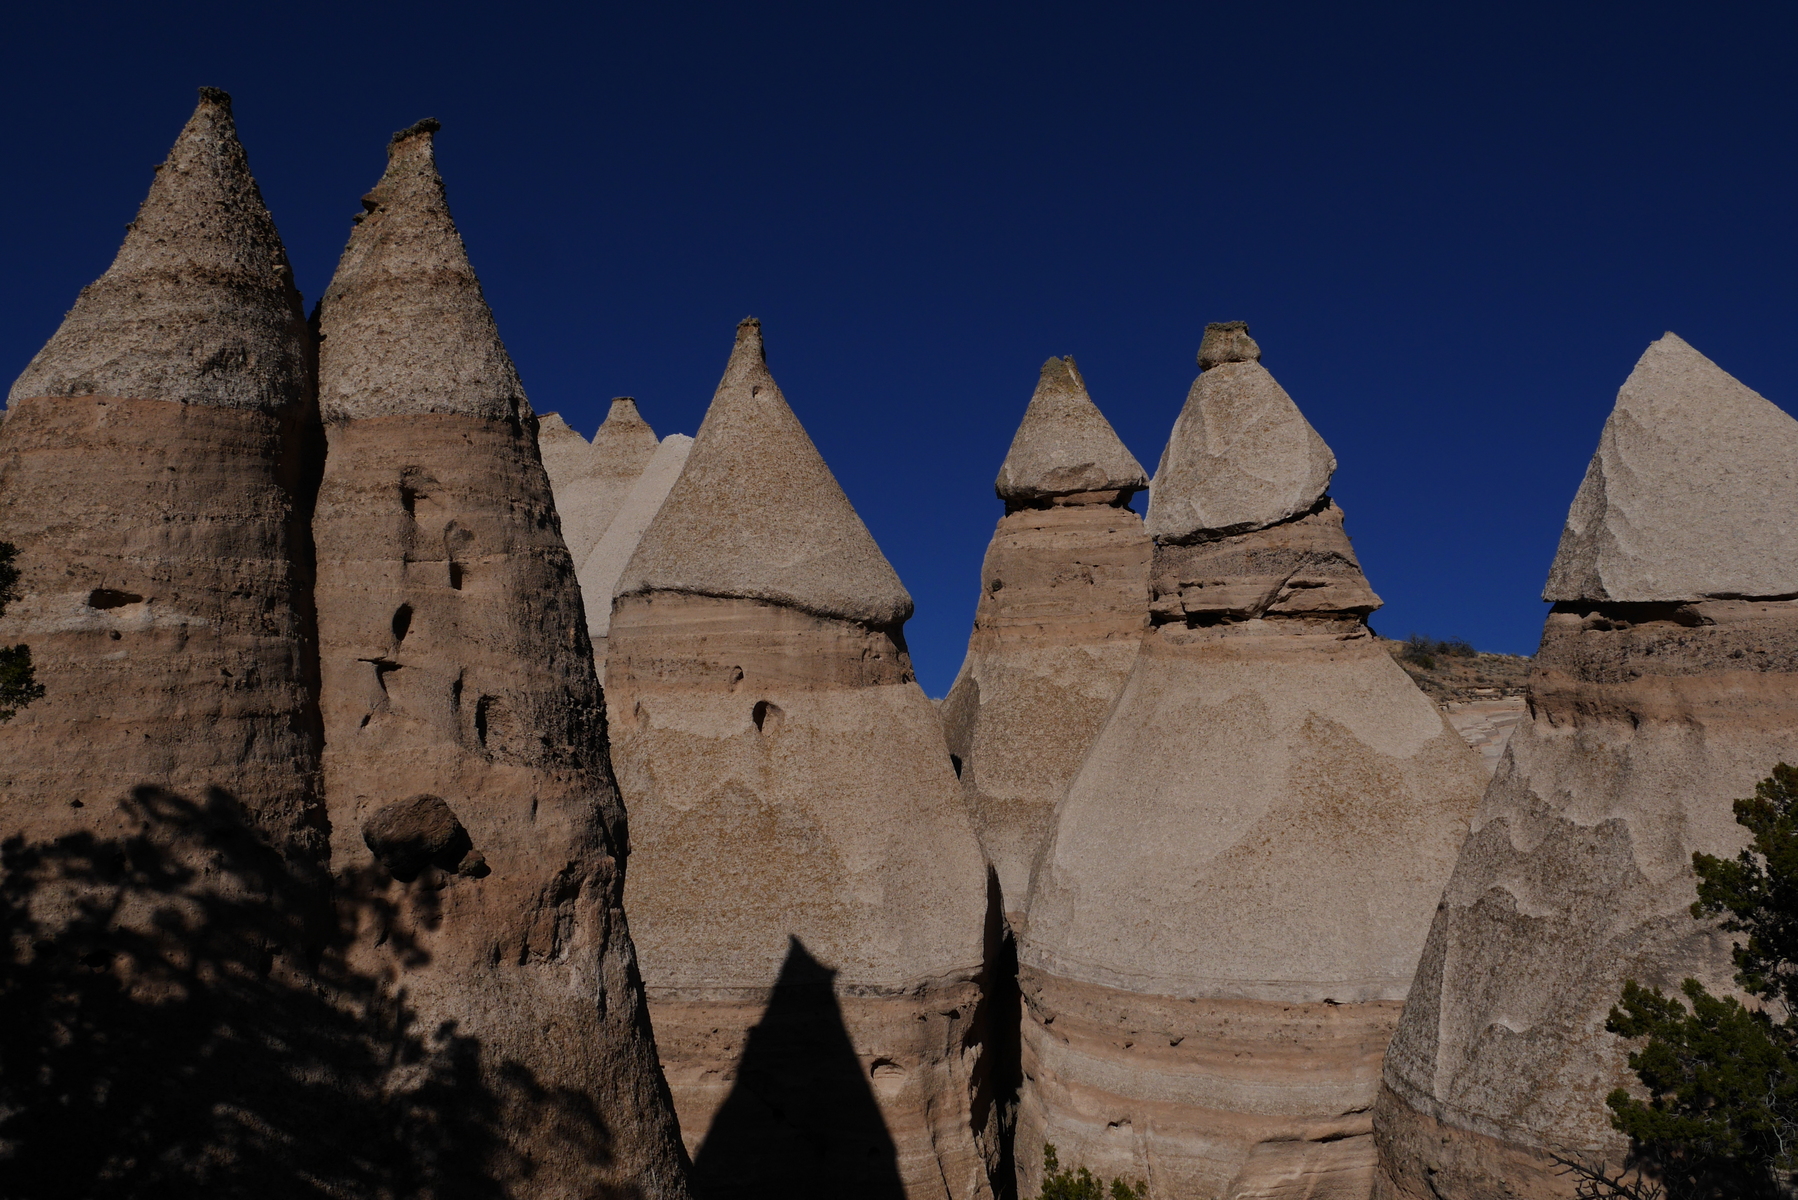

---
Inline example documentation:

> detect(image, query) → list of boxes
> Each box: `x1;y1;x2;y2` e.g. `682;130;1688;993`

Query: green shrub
1039;1143;1147;1200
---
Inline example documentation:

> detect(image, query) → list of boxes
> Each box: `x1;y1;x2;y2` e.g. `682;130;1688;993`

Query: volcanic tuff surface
1544;333;1798;603
1374;336;1798;1200
608;319;996;1199
1018;326;1485;1200
993;356;1148;505
312;119;692;1198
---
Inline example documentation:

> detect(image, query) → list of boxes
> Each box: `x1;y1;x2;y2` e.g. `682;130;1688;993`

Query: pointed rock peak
1147;327;1335;544
596;396;658;443
585;396;660;484
1197;320;1261;370
9;87;308;410
618;320;913;626
317;119;528;422
1544;332;1798;602
536;412;590;493
995;356;1147;505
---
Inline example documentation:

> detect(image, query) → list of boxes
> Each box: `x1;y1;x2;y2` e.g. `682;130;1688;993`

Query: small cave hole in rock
391;603;413;643
399;485;421;515
752;700;782;733
448;561;465;590
950;754;964;778
475;695;491;747
88;588;143;610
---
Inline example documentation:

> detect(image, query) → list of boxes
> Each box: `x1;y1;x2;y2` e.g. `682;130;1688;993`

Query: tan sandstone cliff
1018;322;1488;1199
940;355;1150;926
312;118;692;1197
605;318;998;1199
0;88;322;858
1372;333;1798;1199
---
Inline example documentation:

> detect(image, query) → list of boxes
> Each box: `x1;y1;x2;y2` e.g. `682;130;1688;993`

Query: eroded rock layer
943;356;1150;923
1019;328;1485;1199
313;119;691;1198
609;321;996;1199
0;89;322;858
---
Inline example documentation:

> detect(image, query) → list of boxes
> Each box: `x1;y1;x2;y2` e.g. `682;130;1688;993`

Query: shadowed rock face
0;89;323;861
1017;330;1485;1199
313;119;692;1199
607;320;996;1200
1372;339;1798;1200
943;358;1151;925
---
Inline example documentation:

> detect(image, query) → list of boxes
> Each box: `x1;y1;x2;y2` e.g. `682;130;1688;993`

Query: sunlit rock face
607;319;999;1200
1017;325;1486;1200
312;119;693;1199
1373;335;1798;1200
941;355;1151;927
0;88;323;859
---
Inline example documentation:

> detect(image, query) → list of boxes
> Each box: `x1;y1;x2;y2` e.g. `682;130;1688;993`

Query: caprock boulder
0;87;322;857
606;318;996;1199
312;118;692;1198
1017;323;1486;1199
941;355;1151;926
1372;334;1798;1199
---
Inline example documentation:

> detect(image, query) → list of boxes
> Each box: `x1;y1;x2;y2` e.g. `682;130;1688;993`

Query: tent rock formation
1018;324;1486;1199
1373;334;1798;1198
606;318;997;1198
942;355;1151;925
311;118;692;1197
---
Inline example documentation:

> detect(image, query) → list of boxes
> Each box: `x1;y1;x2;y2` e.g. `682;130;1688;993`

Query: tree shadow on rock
0;784;637;1200
690;937;904;1200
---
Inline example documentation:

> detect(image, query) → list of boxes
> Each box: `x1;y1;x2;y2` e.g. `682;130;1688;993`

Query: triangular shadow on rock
690;937;905;1200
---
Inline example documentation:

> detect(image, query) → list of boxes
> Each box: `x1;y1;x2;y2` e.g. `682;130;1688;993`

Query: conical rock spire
591;396;660;465
535;411;590;493
9;88;308;410
1544;332;1798;602
317;119;527;422
618;318;912;625
994;356;1146;504
1147;322;1336;543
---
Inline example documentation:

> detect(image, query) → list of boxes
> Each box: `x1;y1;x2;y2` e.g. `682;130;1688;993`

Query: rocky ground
1382;637;1532;775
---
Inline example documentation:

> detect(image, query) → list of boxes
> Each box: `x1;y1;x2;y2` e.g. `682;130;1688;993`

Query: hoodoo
0;88;322;856
1373;334;1798;1198
312;119;691;1196
606;318;996;1198
557;396;662;568
1017;323;1487;1198
576;430;693;679
941;355;1151;925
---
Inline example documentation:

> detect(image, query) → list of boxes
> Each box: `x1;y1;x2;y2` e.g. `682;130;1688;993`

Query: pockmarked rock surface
1146;322;1336;544
942;356;1150;923
1373;338;1798;1200
617;321;912;628
312;119;692;1198
1543;333;1798;603
1018;328;1486;1199
0;89;323;858
607;319;997;1199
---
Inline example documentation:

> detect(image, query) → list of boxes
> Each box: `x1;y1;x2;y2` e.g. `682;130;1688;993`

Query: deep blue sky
5;3;1794;694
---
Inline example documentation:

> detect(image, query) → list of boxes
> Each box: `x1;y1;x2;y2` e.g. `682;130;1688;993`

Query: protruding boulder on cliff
607;319;996;1198
618;318;913;628
945;355;1151;926
1374;336;1798;1199
1544;332;1798;603
0;87;321;856
1017;326;1484;1200
993;356;1148;508
1146;320;1337;543
312;118;692;1198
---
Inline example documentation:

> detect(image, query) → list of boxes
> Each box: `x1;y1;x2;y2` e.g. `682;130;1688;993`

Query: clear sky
5;3;1794;695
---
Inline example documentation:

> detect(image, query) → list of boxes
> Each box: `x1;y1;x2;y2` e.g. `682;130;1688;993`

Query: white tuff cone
941;355;1151;925
1373;335;1798;1199
1017;323;1486;1200
607;318;998;1199
312;118;693;1198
